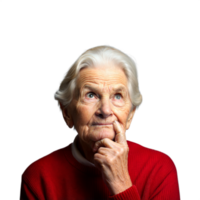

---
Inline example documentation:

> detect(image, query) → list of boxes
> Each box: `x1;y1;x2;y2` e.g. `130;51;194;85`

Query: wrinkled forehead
76;65;127;86
74;68;128;101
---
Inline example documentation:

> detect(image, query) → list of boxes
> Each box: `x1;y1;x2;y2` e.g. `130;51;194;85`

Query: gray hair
54;46;142;110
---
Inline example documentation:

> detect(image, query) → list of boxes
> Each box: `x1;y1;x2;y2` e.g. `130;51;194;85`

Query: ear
126;106;136;130
59;103;74;128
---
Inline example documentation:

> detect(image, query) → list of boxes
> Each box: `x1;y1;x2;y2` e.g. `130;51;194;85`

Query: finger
93;139;104;152
113;121;127;144
93;138;115;152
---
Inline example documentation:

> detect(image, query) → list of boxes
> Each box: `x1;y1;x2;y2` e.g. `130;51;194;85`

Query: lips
92;122;113;126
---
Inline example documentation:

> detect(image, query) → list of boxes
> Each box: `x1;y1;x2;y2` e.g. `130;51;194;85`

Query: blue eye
87;92;94;99
116;94;122;100
87;92;95;98
87;92;122;100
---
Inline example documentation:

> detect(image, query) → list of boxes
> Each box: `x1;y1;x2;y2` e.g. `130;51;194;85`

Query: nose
96;98;113;118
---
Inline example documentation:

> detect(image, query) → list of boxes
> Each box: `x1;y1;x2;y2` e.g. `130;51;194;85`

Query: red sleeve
149;152;181;200
19;174;45;200
19;184;38;200
108;154;180;200
108;185;141;200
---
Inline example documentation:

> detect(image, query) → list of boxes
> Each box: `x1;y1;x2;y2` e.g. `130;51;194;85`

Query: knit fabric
20;141;180;200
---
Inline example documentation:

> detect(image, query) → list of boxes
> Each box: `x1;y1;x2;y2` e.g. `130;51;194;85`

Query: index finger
113;121;127;144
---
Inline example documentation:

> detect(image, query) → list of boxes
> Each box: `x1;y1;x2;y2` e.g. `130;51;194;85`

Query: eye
87;92;122;100
114;94;122;100
86;92;96;99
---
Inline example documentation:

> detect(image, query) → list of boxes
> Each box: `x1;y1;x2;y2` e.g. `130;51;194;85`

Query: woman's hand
93;121;132;195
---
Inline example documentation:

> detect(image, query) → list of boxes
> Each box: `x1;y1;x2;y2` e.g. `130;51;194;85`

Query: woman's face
66;63;135;152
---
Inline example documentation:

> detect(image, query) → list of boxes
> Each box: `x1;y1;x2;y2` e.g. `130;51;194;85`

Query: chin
89;126;115;142
98;130;115;141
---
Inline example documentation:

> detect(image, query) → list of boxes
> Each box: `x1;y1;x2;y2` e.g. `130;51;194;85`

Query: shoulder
127;140;177;171
22;144;71;183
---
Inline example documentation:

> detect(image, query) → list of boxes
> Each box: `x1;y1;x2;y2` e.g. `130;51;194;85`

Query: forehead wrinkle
76;66;129;94
77;70;127;84
82;83;127;94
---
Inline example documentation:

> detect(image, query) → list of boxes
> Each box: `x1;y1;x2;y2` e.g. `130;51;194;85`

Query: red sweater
20;141;180;200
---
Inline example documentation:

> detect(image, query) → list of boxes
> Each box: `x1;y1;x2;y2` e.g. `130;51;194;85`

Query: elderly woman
20;46;180;200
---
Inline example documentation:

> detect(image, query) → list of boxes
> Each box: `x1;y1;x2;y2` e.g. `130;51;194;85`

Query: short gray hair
54;46;142;110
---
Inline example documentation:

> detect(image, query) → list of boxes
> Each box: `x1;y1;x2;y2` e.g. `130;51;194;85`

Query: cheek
73;103;96;127
117;112;129;124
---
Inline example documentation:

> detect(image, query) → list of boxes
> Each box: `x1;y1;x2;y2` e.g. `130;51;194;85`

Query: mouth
92;123;113;126
93;122;113;126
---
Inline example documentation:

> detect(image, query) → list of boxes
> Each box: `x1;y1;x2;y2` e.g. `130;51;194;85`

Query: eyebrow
82;84;127;93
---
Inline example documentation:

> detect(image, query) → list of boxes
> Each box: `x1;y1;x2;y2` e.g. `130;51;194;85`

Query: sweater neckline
64;135;101;176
